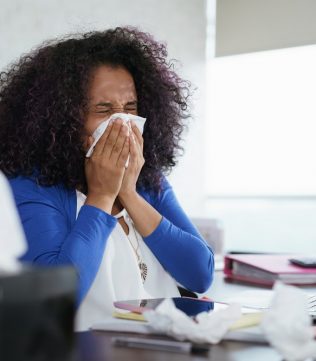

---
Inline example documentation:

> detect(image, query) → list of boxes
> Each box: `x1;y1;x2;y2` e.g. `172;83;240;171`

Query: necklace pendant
138;262;148;283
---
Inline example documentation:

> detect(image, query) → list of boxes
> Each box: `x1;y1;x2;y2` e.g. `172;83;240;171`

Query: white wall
0;0;208;216
216;0;316;56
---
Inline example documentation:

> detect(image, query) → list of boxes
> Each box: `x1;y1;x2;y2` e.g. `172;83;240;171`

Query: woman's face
84;65;138;148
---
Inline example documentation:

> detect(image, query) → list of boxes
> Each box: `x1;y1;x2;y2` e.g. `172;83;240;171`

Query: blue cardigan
9;176;214;303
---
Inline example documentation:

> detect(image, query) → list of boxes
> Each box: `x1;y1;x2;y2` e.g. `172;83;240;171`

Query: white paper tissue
144;299;242;344
0;171;27;272
261;282;316;361
86;113;146;158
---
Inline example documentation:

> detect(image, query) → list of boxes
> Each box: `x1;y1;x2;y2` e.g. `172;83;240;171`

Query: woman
0;27;214;330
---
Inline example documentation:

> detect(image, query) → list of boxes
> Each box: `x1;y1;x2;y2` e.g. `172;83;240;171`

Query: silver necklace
114;209;148;283
129;223;148;283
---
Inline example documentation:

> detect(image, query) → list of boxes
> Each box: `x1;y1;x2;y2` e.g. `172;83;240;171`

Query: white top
75;191;180;331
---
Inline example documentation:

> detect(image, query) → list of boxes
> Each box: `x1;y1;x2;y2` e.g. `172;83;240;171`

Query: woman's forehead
87;65;137;103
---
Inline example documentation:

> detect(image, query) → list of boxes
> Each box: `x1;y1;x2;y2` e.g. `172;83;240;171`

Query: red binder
224;254;316;287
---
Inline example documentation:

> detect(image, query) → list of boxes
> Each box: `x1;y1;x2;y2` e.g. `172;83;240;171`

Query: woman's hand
85;118;130;213
116;121;162;237
118;121;145;200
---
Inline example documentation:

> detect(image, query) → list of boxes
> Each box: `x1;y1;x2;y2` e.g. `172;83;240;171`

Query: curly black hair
0;27;191;191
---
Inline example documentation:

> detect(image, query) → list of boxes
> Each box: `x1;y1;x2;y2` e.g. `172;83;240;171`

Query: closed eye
96;109;111;114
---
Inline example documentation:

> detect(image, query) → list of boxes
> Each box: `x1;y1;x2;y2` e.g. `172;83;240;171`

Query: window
205;46;316;253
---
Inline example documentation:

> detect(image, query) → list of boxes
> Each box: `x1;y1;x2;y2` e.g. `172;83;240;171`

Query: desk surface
76;331;278;361
76;271;315;361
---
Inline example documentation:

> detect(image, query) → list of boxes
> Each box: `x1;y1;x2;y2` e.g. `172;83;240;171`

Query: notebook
224;254;316;287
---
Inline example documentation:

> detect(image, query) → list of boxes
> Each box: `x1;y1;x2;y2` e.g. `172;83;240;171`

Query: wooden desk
76;331;278;361
76;271;315;361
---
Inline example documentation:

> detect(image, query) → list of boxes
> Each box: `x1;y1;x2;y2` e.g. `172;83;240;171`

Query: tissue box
0;265;77;361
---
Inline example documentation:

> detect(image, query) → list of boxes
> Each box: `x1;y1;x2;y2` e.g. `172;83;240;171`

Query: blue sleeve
9;177;117;304
140;178;214;293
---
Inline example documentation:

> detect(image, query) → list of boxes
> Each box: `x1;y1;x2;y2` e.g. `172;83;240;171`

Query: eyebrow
95;102;112;107
95;100;138;107
125;101;138;106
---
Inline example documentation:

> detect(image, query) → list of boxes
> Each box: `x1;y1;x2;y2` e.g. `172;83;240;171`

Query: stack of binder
224;254;316;287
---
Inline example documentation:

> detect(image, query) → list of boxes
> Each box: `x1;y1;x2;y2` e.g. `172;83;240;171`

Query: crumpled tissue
261;281;316;361
143;299;241;344
0;171;27;272
86;113;146;158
